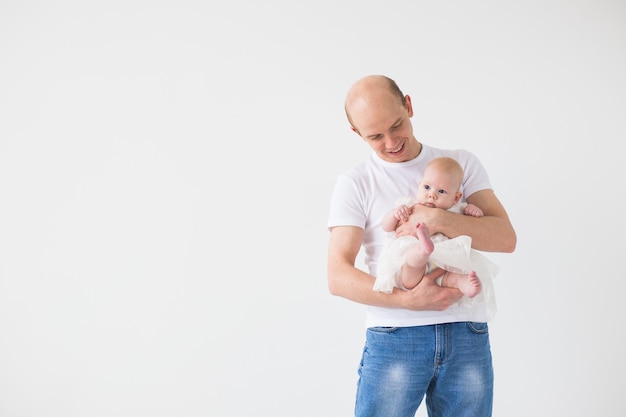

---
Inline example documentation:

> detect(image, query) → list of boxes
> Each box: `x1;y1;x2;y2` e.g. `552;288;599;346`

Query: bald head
344;75;407;130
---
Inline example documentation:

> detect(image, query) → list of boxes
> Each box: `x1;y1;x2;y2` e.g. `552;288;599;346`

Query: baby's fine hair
427;157;464;187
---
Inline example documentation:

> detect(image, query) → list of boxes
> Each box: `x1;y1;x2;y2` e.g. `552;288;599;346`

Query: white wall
1;1;624;416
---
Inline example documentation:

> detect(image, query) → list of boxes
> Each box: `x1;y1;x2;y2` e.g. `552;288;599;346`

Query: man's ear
350;126;361;136
405;95;414;118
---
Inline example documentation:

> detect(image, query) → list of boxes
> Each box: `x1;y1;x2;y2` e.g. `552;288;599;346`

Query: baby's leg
441;271;482;298
400;223;435;289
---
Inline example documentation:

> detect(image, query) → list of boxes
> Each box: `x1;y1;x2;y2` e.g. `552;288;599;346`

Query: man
327;75;516;417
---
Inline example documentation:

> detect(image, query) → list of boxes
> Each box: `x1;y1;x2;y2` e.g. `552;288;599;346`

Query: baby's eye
438;189;447;195
424;185;431;190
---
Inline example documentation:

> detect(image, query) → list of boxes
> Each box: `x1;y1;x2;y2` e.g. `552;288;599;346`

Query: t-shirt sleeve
327;174;366;230
459;151;492;199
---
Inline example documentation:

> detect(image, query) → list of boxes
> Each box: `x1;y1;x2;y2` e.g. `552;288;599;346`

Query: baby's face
416;169;461;209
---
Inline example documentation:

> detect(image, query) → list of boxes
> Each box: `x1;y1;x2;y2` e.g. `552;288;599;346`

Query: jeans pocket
367;326;398;334
467;321;489;334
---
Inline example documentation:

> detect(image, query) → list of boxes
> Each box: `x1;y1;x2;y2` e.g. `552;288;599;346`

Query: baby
375;156;485;296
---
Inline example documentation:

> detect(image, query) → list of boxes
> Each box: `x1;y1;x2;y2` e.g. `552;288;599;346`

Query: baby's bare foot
459;271;482;298
442;271;482;298
403;223;435;270
415;223;434;254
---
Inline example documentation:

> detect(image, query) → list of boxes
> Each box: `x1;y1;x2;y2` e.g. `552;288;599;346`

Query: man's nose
384;134;398;146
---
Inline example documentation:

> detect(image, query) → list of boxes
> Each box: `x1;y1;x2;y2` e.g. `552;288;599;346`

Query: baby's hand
394;205;411;222
464;203;484;218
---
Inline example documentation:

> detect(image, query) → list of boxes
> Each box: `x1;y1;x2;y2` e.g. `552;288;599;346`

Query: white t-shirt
327;144;494;327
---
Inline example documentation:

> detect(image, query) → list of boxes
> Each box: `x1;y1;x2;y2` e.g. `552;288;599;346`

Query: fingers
402;272;463;311
396;206;406;218
400;206;411;221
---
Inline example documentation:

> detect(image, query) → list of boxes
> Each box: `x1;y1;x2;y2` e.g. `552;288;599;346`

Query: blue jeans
355;322;493;417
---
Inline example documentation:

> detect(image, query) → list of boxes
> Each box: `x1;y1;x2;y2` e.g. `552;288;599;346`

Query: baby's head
417;157;464;210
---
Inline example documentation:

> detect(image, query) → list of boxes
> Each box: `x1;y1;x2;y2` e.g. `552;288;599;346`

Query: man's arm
327;225;463;310
396;189;516;253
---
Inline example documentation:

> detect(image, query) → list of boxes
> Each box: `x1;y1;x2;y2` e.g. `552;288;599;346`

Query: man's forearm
328;263;462;311
436;210;516;252
439;189;517;252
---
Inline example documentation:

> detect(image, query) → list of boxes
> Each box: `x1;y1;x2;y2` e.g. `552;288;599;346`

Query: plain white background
1;1;625;416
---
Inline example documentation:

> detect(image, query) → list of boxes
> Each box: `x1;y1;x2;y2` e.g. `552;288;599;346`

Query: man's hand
398;268;463;311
